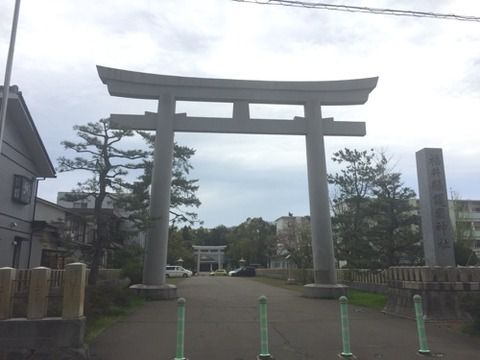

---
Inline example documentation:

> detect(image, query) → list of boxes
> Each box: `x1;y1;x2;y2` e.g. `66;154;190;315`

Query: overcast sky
2;0;480;227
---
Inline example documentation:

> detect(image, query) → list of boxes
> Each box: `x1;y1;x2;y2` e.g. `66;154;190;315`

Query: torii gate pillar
97;65;377;300
303;99;347;298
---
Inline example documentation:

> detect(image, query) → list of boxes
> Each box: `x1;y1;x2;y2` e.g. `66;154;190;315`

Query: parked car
228;266;256;277
165;266;193;278
209;269;228;276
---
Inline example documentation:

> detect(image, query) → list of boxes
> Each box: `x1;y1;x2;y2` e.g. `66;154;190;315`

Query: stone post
62;263;86;319
27;267;51;319
0;267;16;320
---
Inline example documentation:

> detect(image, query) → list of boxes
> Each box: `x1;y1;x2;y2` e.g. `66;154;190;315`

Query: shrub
111;244;144;284
84;282;135;321
455;242;479;266
460;294;480;334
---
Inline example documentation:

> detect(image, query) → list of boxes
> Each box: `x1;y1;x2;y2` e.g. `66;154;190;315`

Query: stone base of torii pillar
303;284;348;299
129;284;177;300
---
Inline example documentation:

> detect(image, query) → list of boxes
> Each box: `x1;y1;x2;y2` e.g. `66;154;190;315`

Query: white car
165;265;192;278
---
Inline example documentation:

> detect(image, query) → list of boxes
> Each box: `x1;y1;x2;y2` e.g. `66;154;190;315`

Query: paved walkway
91;276;480;359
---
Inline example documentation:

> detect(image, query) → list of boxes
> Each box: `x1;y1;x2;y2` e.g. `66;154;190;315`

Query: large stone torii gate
97;66;378;299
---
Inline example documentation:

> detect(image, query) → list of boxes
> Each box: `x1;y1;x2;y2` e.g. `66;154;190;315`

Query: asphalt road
91;276;480;359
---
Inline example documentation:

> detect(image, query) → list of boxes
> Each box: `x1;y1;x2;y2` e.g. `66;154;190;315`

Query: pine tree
328;148;377;268
57;119;147;284
369;153;421;267
123;131;201;229
329;148;422;268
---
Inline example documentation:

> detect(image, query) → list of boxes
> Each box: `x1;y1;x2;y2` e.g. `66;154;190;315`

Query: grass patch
86;315;121;343
251;276;386;310
348;289;386;311
85;277;188;343
461;323;480;336
85;284;145;343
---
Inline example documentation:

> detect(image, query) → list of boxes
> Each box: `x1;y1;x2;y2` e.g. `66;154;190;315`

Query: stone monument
416;148;455;266
97;66;377;299
384;152;480;320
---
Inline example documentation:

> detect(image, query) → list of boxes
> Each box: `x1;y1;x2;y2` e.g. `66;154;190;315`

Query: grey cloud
91;7;218;57
193;168;310;227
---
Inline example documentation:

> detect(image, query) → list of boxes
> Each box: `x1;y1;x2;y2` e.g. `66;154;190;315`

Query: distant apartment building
0;86;56;268
450;199;480;257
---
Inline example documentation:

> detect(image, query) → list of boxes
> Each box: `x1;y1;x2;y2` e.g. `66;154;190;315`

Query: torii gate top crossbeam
97;66;378;105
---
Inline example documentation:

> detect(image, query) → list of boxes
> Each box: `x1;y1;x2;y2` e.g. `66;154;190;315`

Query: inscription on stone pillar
416;148;455;266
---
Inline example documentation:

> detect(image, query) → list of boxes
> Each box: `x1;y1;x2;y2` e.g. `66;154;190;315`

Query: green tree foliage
329;148;421;268
57;119;147;284
111;244;144;284
454;242;479;266
368;154;421;267
225;218;276;267
167;226;195;270
123;131;201;228
170;218;276;269
329;149;377;268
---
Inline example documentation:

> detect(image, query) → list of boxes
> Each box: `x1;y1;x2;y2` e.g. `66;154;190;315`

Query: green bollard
413;295;431;355
258;295;272;359
174;298;187;360
339;296;353;358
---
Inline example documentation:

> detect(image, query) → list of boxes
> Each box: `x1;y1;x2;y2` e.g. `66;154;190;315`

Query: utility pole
0;0;22;154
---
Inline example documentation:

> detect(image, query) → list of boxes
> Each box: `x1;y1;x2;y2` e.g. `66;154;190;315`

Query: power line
232;0;480;22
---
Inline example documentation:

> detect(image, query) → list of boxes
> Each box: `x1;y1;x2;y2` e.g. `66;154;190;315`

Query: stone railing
259;266;480;320
337;268;388;294
256;268;314;284
336;268;387;284
386;266;480;284
260;267;480;286
257;268;388;292
0;263;88;359
385;266;480;320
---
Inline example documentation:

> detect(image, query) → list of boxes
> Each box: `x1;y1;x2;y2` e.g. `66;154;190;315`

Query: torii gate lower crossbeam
98;65;378;299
